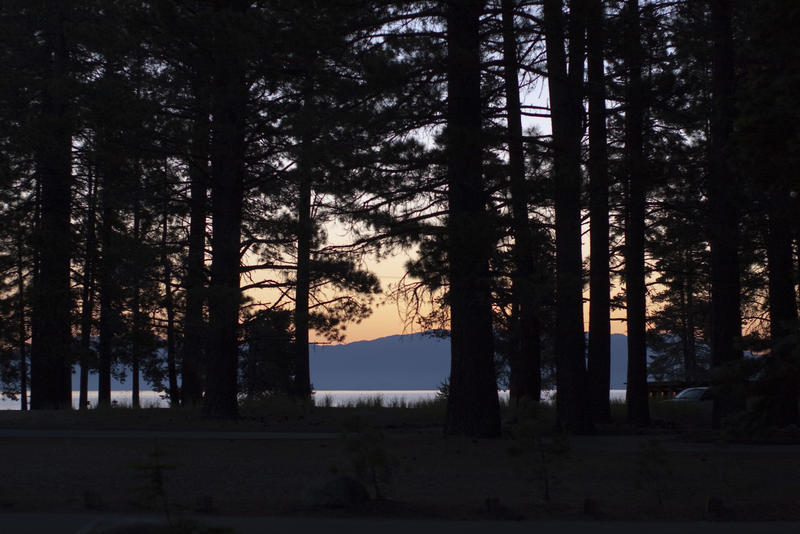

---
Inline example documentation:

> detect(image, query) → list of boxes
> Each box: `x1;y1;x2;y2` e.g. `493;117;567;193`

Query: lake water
0;389;628;410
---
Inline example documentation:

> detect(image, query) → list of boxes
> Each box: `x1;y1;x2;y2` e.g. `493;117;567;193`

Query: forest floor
1;398;799;524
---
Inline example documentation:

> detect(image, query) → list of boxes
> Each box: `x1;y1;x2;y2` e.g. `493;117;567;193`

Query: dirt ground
1;402;799;522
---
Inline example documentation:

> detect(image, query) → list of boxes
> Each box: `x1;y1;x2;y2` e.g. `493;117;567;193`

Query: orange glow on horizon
250;223;630;346
321;285;629;345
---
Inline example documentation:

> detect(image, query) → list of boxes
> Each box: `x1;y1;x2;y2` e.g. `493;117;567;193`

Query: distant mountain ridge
310;331;631;390
310;332;451;390
72;331;632;391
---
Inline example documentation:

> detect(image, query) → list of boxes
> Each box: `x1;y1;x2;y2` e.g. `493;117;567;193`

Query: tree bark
709;0;744;427
94;63;127;410
181;68;210;406
30;4;73;410
131;179;142;409
161;191;179;406
543;0;589;432
444;0;501;438
79;169;96;410
292;87;314;400
586;0;611;423
97;158;119;408
203;0;248;418
623;0;649;427
16;231;28;411
682;265;697;381
501;0;541;405
131;298;141;408
766;184;799;426
292;145;313;399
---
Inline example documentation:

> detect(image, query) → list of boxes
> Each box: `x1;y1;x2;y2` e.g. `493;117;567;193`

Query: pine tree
708;0;744;427
623;0;649;427
444;0;501;438
203;0;250;419
641;0;712;386
29;1;74;409
586;0;611;423
737;0;800;426
543;0;590;433
501;0;542;405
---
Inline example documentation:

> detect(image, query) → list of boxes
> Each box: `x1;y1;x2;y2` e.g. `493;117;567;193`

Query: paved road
2;513;800;534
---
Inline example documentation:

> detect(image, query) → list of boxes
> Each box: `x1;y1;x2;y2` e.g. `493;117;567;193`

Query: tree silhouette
444;0;501;438
543;0;589;433
203;0;250;419
28;2;74;409
0;0;795;432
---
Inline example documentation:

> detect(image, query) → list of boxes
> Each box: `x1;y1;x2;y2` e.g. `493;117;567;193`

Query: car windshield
675;388;705;400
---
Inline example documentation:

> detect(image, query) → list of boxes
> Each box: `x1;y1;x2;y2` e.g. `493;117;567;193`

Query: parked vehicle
672;386;713;401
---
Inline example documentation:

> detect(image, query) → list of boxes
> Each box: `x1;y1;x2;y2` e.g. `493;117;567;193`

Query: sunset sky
298;233;629;344
242;82;632;346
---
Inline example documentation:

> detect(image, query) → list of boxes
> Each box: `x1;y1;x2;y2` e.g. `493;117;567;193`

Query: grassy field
1;398;798;522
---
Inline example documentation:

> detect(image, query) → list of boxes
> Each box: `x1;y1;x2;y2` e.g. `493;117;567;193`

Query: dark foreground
3;513;800;534
1;401;798;527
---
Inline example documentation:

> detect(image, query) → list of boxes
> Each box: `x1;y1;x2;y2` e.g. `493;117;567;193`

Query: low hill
69;331;632;391
310;332;451;390
310;331;631;390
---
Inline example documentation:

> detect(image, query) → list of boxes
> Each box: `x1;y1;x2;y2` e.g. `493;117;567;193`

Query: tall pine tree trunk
444;0;501;438
16;231;28;410
161;191;179;405
292;89;314;400
587;0;611;423
181;69;210;406
292;149;312;399
203;0;248;418
95;65;126;410
30;4;72;410
623;0;649;427
131;179;142;409
79;169;96;410
543;0;589;432
709;0;743;427
766;184;799;426
682;265;697;381
131;295;141;409
97;160;118;408
501;0;541;405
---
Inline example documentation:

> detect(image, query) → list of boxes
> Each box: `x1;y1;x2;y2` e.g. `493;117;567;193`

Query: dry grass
0;400;798;521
